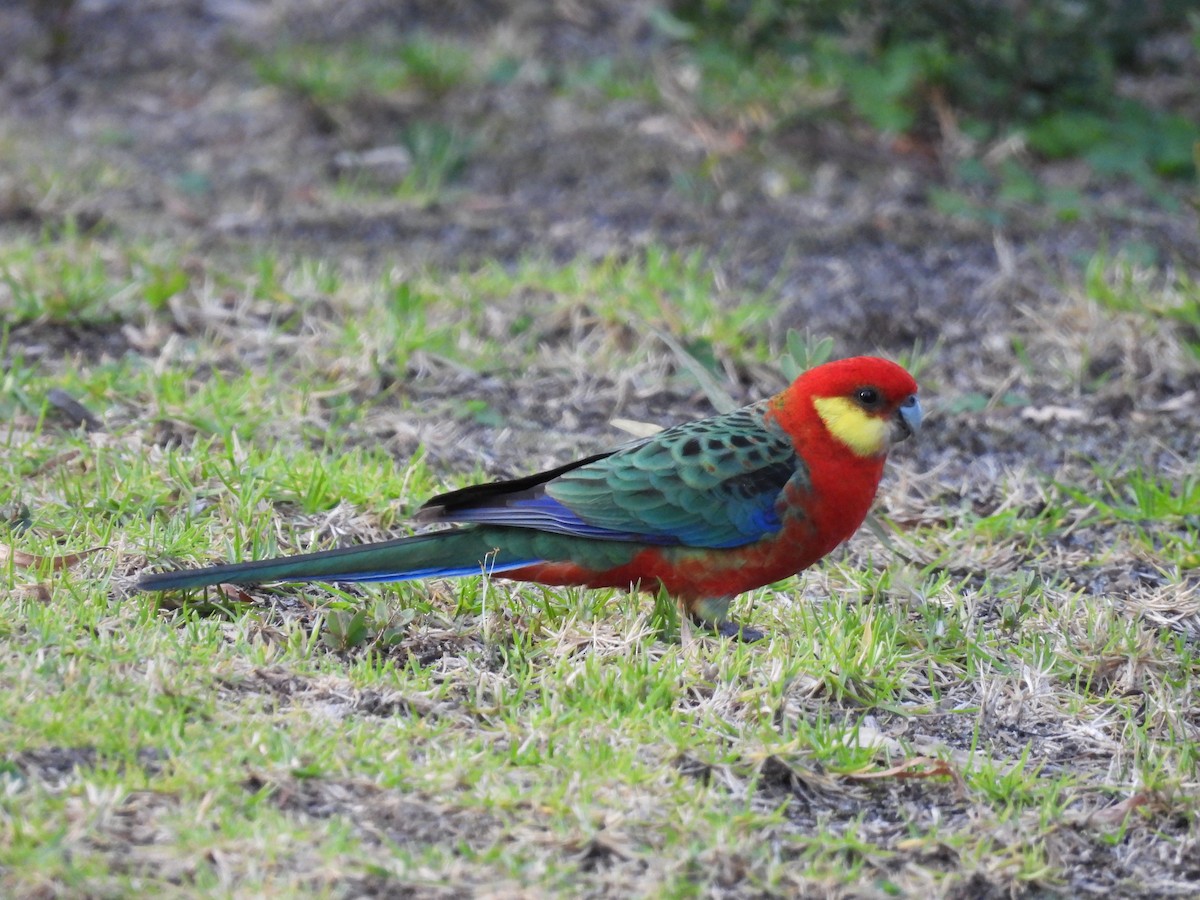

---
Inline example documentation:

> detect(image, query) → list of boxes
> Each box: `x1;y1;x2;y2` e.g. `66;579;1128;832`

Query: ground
1;0;1199;897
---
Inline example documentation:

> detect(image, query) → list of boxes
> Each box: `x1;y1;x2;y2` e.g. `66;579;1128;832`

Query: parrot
137;356;922;640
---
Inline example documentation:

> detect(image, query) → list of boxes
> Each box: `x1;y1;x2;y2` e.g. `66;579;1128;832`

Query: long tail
136;527;539;592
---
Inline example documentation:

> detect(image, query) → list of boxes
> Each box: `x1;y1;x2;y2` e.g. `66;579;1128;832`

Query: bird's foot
684;598;765;642
711;620;766;642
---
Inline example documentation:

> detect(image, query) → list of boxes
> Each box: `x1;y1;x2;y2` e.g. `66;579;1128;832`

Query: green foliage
1027;101;1200;183
677;41;819;119
668;0;1199;177
139;262;190;310
322;599;417;651
672;0;1191;118
779;330;834;381
809;35;950;133
931;157;1089;226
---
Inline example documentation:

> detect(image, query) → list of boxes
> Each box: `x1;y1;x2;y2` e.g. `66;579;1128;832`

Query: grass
1;223;1198;895
253;36;480;204
1084;251;1200;358
253;36;476;106
0;221;138;325
3;2;1197;892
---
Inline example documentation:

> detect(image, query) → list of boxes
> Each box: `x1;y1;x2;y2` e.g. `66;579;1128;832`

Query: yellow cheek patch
813;396;888;457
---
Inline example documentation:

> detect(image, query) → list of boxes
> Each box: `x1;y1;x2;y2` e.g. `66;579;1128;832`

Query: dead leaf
9;583;52;602
217;583;256;603
835;724;902;753
0;544;107;571
1021;405;1086;424
843;756;966;794
1087;792;1155;826
1150;390;1196;414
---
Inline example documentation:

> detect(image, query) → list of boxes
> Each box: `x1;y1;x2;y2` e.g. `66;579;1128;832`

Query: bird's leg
689;597;766;642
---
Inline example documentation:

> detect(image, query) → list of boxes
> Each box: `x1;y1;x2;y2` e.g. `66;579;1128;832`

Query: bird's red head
776;356;922;458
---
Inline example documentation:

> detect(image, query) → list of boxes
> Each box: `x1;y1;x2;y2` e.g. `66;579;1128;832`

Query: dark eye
855;387;882;409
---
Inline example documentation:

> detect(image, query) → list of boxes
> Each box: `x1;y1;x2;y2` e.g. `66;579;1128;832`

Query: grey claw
713;620;765;642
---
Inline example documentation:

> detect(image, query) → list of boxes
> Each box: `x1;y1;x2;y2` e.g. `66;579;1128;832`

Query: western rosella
138;356;922;639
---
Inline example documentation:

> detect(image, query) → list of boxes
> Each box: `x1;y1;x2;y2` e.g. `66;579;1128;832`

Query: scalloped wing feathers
419;400;807;549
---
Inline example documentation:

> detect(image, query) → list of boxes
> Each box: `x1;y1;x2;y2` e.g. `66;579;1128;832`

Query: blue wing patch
432;494;680;544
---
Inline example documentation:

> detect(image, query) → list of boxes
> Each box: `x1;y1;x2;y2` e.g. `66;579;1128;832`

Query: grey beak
893;394;922;442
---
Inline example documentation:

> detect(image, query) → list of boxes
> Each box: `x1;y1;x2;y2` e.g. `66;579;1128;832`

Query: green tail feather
136;528;531;592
